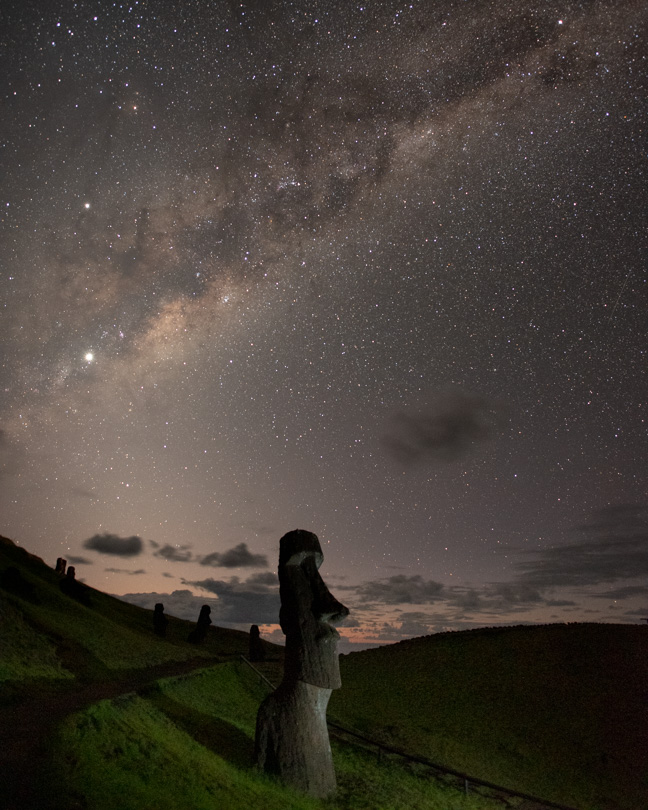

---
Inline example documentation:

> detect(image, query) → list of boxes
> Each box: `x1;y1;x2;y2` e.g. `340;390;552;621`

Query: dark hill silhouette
0;534;281;809
0;533;277;680
2;533;646;810
330;622;648;810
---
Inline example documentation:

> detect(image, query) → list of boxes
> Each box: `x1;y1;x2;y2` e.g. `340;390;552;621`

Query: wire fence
240;655;582;810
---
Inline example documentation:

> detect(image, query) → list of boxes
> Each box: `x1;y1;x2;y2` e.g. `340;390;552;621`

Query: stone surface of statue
55;557;67;576
188;604;212;643
249;623;265;662
153;602;168;637
255;529;349;798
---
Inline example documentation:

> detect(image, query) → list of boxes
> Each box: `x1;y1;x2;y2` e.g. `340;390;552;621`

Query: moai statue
153;602;168;637
249;624;265;662
59;565;91;605
55;557;67;576
255;530;349;798
188;604;212;643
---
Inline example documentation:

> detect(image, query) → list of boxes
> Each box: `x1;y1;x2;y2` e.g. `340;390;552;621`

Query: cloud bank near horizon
105;502;648;642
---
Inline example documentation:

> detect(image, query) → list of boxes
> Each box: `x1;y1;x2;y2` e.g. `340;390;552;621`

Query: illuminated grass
0;537;249;677
332;739;505;810
151;662;268;735
52;662;504;810
0;598;74;682
53;694;319;810
5;537;645;809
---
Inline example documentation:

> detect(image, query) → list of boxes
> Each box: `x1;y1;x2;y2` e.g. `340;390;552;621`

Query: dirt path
0;655;226;810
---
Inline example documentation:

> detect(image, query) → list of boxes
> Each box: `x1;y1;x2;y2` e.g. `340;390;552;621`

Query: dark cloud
449;588;484;612
67;555;92;565
356;612;466;643
355;577;551;618
516;504;648;589
356;575;446;605
450;583;545;616
381;389;497;465
483;583;545;609
591;585;648;601
153;544;193;563
545;599;577;607
83;533;143;557
105;568;146;575
393;611;440;638
245;571;278;587
121;574;280;627
576;503;648;536
185;574;279;625
200;543;268;568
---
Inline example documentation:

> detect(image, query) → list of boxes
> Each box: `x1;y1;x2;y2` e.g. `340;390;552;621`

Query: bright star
85;352;94;362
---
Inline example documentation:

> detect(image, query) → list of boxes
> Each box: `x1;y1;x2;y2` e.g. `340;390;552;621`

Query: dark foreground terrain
332;621;648;810
2;534;646;810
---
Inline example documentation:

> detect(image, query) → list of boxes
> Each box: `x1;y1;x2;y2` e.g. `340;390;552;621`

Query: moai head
198;605;211;624
66;566;76;580
154;602;165;615
55;557;67;576
279;529;349;689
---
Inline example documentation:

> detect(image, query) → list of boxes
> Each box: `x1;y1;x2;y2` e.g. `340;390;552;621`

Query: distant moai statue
153;602;168;637
188;604;212;643
255;529;349;798
249;624;265;662
59;565;91;605
55;557;67;576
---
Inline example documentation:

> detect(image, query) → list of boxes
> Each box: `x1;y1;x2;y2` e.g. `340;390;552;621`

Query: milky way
1;0;646;646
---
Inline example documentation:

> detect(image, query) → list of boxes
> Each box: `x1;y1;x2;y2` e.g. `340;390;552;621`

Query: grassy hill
2;534;646;810
330;623;648;810
0;536;503;809
0;535;255;686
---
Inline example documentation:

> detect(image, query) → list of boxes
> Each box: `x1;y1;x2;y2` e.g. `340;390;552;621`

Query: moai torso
255;530;349;798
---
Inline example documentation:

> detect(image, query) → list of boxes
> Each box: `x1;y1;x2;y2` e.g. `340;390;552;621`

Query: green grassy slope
0;535;259;686
51;662;503;810
0;535;503;809
329;624;648;810
3;534;645;810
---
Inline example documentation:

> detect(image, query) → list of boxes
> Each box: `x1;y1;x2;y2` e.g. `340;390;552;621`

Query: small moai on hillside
249;624;265;662
55;557;67;576
255;529;349;798
59;565;91;605
188;604;212;643
153;602;169;637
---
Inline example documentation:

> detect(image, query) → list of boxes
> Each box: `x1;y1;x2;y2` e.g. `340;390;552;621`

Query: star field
1;0;646;646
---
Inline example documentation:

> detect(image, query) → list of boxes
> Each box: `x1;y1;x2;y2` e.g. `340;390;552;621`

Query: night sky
2;0;646;648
